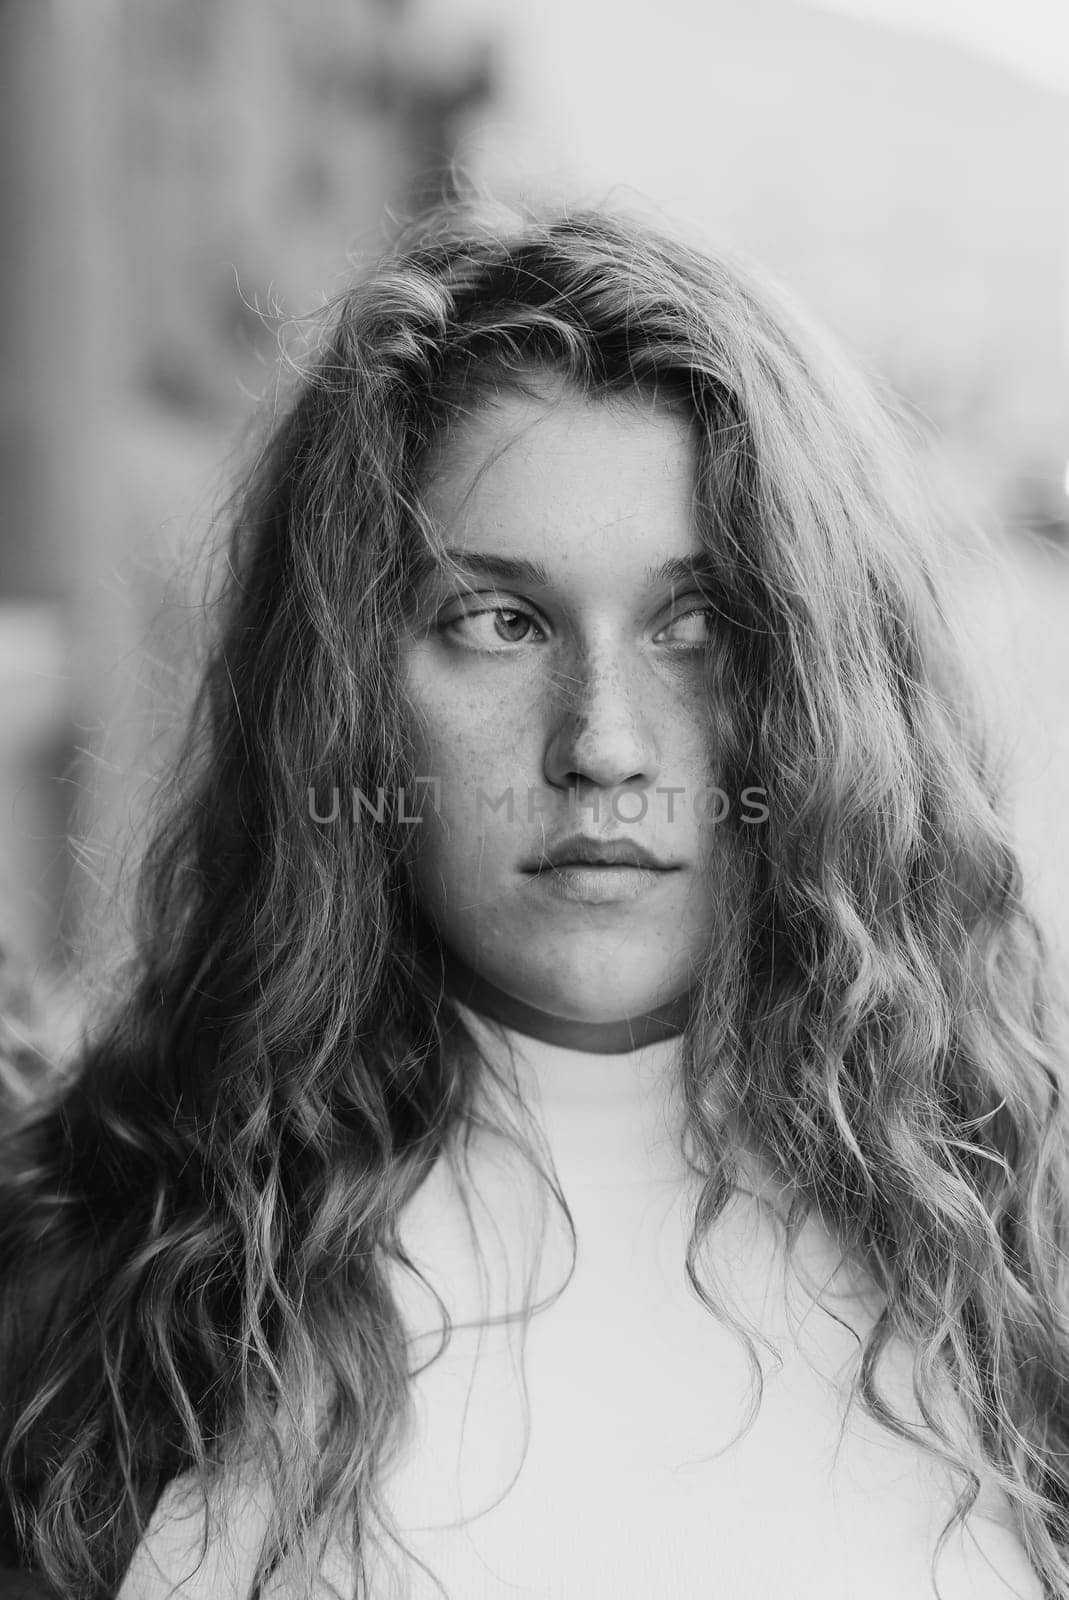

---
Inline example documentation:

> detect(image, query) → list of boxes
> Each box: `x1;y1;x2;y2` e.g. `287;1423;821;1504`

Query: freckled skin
398;383;722;1024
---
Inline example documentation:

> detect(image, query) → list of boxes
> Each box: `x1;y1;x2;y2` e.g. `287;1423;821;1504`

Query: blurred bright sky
811;0;1068;90
429;0;1067;92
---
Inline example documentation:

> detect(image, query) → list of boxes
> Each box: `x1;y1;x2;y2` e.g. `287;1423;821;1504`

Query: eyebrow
415;548;717;590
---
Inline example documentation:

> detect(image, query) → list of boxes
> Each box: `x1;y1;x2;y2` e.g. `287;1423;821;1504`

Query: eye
658;605;716;649
441;604;547;652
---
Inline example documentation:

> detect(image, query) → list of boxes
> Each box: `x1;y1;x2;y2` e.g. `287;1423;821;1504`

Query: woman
2;195;1068;1599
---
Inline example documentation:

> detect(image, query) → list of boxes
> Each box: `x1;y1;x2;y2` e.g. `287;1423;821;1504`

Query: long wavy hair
3;195;1069;1599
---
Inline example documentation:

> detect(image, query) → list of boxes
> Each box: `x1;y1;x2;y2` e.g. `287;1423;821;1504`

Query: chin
514;971;675;1024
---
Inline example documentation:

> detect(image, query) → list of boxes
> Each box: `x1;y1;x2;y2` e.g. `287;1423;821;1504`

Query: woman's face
398;380;722;1024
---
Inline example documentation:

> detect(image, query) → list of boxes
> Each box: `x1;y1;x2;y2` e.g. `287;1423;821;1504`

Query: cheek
400;676;521;901
403;657;535;791
411;715;519;812
405;771;523;945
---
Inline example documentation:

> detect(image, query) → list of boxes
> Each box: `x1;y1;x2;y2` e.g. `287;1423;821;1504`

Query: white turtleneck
373;1008;1040;1600
120;1010;1042;1600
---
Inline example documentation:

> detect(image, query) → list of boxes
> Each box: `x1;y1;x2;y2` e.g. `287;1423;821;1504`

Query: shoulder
117;1475;361;1600
116;1472;273;1600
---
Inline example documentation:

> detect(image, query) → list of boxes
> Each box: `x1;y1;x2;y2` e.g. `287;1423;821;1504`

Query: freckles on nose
542;646;662;788
567;651;641;724
551;645;625;702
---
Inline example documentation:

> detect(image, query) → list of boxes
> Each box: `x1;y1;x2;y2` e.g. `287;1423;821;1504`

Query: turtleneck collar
437;955;790;1207
440;947;695;1055
454;999;691;1192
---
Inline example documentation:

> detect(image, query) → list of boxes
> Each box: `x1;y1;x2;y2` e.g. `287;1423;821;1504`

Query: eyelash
440;600;715;652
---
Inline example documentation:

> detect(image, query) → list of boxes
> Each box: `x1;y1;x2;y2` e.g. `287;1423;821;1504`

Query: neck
440;948;694;1055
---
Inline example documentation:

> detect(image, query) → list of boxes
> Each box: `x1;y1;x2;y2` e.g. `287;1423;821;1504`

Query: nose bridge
545;626;656;787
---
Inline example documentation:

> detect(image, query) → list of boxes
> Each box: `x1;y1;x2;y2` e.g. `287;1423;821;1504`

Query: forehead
421;384;700;574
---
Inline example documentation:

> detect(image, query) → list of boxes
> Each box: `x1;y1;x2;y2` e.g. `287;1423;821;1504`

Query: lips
525;834;675;872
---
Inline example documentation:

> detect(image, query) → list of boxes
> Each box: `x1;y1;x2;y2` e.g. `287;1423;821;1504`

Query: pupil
495;609;528;641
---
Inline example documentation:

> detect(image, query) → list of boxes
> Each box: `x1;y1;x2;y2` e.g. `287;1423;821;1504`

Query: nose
542;643;660;793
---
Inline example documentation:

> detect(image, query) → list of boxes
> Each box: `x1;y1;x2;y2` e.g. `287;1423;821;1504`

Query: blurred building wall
0;0;489;1036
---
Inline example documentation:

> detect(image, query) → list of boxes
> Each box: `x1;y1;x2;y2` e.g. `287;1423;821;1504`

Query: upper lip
527;835;675;871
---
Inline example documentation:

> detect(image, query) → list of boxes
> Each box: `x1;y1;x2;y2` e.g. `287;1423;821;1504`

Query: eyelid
439;590;542;623
655;592;713;625
434;589;714;645
438;596;547;649
439;592;714;620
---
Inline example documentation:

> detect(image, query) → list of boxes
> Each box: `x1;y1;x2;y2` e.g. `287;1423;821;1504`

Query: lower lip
528;865;673;904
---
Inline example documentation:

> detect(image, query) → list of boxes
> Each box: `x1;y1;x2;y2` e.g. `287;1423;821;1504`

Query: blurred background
1;0;1067;1069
